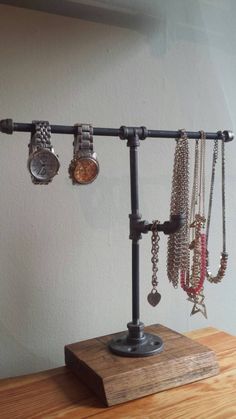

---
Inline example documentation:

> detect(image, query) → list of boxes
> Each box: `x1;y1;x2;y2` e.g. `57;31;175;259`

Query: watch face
28;149;60;181
73;157;99;184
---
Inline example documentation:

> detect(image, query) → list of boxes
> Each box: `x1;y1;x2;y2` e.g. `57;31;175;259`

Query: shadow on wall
0;0;167;55
0;321;50;378
0;0;162;32
2;0;236;57
0;226;56;377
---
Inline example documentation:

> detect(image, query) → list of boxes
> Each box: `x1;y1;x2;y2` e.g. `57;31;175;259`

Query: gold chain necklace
181;131;207;318
167;129;190;288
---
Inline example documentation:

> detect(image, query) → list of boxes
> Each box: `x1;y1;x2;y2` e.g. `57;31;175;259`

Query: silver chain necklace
147;221;161;307
206;133;228;283
167;129;190;288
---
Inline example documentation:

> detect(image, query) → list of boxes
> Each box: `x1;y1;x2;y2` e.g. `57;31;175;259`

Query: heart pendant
147;291;161;307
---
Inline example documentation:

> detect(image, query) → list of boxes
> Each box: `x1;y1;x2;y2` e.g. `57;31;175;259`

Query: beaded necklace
206;133;228;283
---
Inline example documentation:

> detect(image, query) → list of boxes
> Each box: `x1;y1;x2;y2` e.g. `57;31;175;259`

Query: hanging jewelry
180;131;207;318
206;133;228;283
147;221;161;307
68;123;99;185
167;129;190;288
27;121;60;185
166;136;181;287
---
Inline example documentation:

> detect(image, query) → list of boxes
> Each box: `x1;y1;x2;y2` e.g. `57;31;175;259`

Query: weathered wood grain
65;324;219;406
0;326;235;418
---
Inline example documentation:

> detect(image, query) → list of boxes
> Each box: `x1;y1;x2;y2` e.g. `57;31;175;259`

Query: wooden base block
64;324;219;406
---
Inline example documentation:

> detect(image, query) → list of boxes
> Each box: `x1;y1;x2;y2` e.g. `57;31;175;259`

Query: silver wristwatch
27;121;60;185
68;123;99;184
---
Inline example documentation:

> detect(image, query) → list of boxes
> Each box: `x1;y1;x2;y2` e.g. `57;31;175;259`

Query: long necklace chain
164;130;227;314
167;137;181;287
206;133;228;283
180;131;207;318
167;129;189;288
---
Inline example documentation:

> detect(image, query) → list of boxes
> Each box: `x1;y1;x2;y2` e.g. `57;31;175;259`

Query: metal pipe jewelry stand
0;119;234;405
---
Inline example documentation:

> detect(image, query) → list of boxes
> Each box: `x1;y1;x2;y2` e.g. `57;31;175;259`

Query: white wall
0;0;236;378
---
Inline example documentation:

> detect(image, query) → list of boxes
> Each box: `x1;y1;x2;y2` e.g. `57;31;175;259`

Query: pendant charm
188;292;207;319
147;290;161;307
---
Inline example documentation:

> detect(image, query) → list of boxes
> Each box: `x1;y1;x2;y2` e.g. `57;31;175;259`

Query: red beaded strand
180;229;206;297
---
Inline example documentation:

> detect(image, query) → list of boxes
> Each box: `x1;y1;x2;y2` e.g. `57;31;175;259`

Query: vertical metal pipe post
130;144;140;325
108;129;164;355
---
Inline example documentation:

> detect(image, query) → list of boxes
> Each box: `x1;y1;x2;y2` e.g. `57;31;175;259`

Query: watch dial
29;149;60;181
74;158;99;184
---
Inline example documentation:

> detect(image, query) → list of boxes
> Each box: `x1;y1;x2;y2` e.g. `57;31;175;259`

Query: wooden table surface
1;327;236;418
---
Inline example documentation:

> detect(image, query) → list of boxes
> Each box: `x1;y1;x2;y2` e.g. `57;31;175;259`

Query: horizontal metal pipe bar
146;130;230;140
0;119;234;141
13;123;120;137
